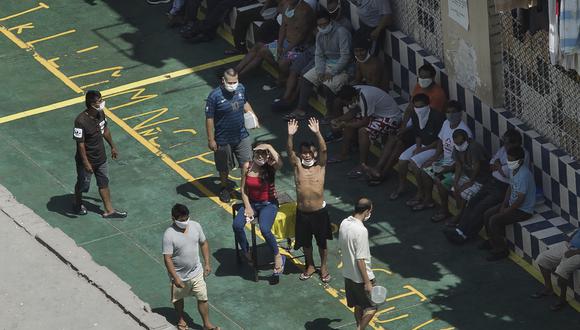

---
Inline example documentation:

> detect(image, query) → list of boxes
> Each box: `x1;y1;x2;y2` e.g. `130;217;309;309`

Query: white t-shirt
490;147;531;184
356;85;400;120
339;216;374;283
356;0;392;28
437;120;473;160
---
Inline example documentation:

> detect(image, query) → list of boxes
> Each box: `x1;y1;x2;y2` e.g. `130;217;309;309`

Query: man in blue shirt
205;68;258;203
480;146;535;261
534;229;580;310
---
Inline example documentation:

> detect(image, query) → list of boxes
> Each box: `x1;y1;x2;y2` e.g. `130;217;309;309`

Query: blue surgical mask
318;24;332;34
285;7;295;18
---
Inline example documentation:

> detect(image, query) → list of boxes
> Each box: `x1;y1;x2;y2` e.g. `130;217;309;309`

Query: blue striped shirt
205;84;249;145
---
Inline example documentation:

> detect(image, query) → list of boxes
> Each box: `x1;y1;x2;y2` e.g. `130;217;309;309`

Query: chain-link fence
391;0;444;61
501;13;580;159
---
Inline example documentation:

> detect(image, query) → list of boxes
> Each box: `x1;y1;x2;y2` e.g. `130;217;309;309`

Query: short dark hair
353;35;371;50
418;63;436;77
354;197;372;214
300;141;316;151
446;100;463;112
503;128;522;146
85;90;102;108
317;9;331;21
507;145;525;160
337;85;359;100
412;93;430;106
172;203;189;219
452;129;469;141
223;67;238;78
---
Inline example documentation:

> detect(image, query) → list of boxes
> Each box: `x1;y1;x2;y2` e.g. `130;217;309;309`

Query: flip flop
273;255;286;276
347;168;364;179
327;157;344;164
299;271;315;281
282;112;306;121
405;199;422;207
431;212;450;223
412;202;436;211
177;322;188;330
320;273;332;283
530;291;553;299
389;191;401;200
550;302;567;311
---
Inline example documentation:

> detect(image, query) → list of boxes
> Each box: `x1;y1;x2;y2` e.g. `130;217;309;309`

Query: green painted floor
1;1;579;329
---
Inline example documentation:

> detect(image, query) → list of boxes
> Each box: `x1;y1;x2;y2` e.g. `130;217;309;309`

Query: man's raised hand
308;117;320;134
288;119;299;136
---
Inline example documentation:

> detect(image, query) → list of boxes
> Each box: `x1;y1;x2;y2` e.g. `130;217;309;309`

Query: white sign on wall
449;0;469;31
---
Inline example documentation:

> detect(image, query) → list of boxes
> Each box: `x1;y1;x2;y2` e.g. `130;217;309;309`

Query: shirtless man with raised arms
287;118;333;283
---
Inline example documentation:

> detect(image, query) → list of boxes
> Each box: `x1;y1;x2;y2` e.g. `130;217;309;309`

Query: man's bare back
295;164;325;212
285;1;314;46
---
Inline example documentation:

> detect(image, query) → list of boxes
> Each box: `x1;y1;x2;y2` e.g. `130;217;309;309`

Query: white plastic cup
370;286;387;305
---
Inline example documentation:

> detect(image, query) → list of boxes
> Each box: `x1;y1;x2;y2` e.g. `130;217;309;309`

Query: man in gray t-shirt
162;204;218;330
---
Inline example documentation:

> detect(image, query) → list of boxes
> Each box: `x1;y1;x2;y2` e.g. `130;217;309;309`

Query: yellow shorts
171;271;208;303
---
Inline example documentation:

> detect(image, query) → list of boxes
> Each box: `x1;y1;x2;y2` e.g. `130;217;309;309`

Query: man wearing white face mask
73;90;127;218
481;146;535;261
163;204;219;330
205;68;258;203
352;36;389;92
339;197;376;330
401;64;447;127
287;118;333;282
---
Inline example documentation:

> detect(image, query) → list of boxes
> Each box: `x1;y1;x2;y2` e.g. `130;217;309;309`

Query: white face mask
414;105;430;130
418;78;433;89
318;24;332;34
507;160;521;170
174;218;189;229
454;141;468;152
94;101;106;111
348;101;358;110
356;52;371;63
301;158;315;167
223;80;238;92
254;158;266;166
364;212;372;221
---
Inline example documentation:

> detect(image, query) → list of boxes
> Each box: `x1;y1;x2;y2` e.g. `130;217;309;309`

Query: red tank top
245;175;277;202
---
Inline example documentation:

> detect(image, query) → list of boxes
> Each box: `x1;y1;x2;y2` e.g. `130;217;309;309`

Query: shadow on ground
46;194;103;218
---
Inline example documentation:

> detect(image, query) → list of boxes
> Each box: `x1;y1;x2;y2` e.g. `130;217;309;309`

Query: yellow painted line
0;2;49;22
0;25;30;49
26;29;76;46
47;57;60;69
76;45;99;54
33;53;84;93
412;318;436;330
79;80;109;89
8;22;35;34
0;55;244;125
69;66;123;79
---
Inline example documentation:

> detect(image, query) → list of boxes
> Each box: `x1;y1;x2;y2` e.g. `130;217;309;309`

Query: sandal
273;255;286;276
530;290;553;299
550;301;567;311
320;273;332;283
412;202;436;211
102;209;127;219
431;212;450;223
282;112;306;121
299;271;315;281
347;168;364;179
405;199;422;207
389;191;402;200
177;322;188;330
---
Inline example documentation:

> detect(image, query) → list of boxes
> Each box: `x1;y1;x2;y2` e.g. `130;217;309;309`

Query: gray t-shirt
162;222;206;281
356;0;392;28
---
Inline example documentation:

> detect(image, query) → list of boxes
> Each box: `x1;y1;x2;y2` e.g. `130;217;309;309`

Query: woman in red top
232;142;285;275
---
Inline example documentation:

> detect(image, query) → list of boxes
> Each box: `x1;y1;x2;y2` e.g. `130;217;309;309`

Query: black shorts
294;207;333;249
345;278;376;310
75;161;109;192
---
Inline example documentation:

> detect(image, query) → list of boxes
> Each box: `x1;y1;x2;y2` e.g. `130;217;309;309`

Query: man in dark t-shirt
205;68;258;203
73;90;127;218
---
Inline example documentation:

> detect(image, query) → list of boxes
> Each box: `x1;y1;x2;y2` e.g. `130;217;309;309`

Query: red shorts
366;116;399;141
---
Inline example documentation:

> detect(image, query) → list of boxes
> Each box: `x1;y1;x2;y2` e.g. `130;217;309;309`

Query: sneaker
324;132;343;144
218;188;231;203
74;204;88;216
147;0;170;4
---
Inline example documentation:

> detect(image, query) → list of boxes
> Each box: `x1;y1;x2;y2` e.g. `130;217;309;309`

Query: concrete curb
0;184;173;330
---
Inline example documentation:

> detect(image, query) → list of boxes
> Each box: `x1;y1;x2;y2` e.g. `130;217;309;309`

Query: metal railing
391;0;444;61
501;13;580;159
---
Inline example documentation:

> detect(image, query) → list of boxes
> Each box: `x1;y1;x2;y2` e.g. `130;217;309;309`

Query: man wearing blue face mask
163;204;218;330
481;146;535;261
284;9;353;120
205;68;258;203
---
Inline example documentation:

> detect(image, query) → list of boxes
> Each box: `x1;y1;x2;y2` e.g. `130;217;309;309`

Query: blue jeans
232;201;279;255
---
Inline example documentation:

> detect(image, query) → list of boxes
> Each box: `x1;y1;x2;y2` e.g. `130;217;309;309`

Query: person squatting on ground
205;68;259;203
287;118;333;282
339;197;377;330
162;204;220;330
73;90;127;218
232;142;287;275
